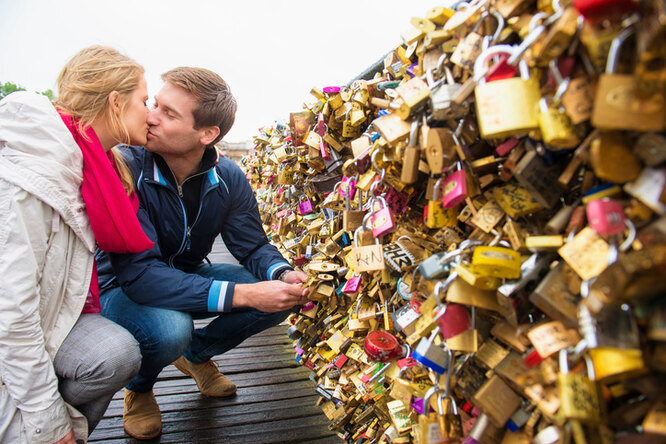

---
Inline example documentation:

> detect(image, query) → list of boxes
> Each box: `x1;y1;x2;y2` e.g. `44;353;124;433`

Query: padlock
573;0;639;24
438;302;472;341
557;348;602;423
583;304;648;383
425;178;449;229
428;59;471;121
442;160;467;209
451;11;505;71
586;198;625;237
350;221;385;273
411;327;451;375
423;124;456;175
533;6;581;63
588;131;642;184
369;196;395;238
474;45;541;139
343;181;365;233
538;61;581;149
471;246;522;279
364;331;408;363
342;274;361;294
395;76;431;120
591;27;666;132
401;119;421;184
298;195;313;215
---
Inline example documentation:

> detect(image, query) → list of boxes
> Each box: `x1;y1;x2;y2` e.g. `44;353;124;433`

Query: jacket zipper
161;163;215;263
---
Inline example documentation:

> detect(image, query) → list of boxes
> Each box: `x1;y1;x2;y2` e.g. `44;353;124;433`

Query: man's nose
147;109;159;126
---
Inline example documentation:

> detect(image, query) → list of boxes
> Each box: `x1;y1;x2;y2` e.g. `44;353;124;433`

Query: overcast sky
0;0;441;142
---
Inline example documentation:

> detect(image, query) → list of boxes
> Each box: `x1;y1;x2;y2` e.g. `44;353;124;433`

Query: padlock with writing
591;27;666;132
350;221;385;273
474;46;541;139
471;246;522;279
586;198;625;237
558;348;602;424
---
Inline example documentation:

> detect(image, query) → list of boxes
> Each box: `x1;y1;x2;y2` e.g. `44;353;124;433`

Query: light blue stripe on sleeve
267;262;290;280
207;280;223;312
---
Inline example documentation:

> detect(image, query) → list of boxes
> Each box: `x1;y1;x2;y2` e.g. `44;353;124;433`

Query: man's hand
54;430;76;444
281;270;308;288
233;279;309;313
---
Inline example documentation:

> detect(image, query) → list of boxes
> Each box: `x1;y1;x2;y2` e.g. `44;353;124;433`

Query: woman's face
120;76;150;146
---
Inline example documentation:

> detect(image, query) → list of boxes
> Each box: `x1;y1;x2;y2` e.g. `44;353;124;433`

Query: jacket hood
0;91;95;251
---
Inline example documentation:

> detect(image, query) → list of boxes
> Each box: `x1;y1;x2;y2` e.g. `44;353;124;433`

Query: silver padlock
411;326;452;374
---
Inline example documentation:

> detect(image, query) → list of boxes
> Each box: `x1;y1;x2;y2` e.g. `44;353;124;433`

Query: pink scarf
58;110;154;313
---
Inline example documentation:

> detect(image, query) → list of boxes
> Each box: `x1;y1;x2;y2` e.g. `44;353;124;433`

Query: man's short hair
161;67;237;146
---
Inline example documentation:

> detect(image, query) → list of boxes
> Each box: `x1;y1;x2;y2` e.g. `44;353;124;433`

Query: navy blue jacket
96;145;291;313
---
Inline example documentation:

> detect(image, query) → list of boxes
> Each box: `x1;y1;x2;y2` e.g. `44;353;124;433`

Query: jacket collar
145;148;221;190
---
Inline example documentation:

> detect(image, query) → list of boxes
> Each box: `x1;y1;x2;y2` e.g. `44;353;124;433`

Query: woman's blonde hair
56;45;144;194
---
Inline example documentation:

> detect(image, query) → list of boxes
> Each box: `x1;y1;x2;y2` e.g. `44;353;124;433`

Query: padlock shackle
605;26;635;74
434;271;459;301
559;348;570;374
444;348;454;397
473;44;515;83
472;10;505;43
353;218;377;247
408;120;420;147
432;177;444;201
507;26;546;65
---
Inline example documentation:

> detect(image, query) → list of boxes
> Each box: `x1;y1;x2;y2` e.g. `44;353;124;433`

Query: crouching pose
0;46;155;443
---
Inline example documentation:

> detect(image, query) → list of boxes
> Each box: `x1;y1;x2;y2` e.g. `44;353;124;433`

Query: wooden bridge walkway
88;239;338;443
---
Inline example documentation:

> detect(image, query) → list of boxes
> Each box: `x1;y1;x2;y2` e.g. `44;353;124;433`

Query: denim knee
141;311;193;362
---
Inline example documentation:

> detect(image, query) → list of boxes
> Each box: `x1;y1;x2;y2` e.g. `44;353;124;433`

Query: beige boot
173;356;237;397
123;389;162;440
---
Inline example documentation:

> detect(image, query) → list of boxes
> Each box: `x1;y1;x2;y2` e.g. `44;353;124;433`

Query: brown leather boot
173;356;237;397
123;389;162;440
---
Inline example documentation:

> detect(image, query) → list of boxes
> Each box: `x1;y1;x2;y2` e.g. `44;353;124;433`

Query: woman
0;46;154;443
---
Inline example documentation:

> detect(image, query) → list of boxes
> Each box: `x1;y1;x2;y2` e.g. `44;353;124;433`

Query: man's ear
108;91;121;116
199;126;221;146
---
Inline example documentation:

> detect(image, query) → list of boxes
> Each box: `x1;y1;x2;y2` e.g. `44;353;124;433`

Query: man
96;67;309;440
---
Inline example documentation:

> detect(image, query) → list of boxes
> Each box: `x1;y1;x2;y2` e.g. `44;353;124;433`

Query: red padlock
438;303;472;339
586;198;625;237
364;331;406;362
573;0;638;24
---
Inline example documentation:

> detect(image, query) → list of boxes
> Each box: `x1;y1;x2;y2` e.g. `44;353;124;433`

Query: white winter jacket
0;92;95;443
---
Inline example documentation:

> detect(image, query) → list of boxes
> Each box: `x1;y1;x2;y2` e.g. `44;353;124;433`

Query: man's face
145;83;203;156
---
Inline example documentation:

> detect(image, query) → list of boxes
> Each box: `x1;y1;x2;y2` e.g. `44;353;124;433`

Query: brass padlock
591;27;666;132
558;348;602;424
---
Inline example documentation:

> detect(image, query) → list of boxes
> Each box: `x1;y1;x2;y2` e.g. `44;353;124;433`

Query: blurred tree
0;81;25;99
1;81;55;101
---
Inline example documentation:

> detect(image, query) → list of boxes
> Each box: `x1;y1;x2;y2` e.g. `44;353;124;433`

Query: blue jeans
100;263;290;393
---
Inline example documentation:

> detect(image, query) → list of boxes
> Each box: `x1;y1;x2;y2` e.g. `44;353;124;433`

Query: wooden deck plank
88;239;336;443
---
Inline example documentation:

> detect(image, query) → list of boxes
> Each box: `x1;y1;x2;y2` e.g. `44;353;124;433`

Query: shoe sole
173;361;237;398
123;424;162;440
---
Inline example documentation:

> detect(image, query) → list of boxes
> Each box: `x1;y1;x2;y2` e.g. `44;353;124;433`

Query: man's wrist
275;269;292;282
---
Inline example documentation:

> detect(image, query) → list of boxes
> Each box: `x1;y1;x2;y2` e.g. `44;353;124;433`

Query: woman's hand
54;429;76;444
